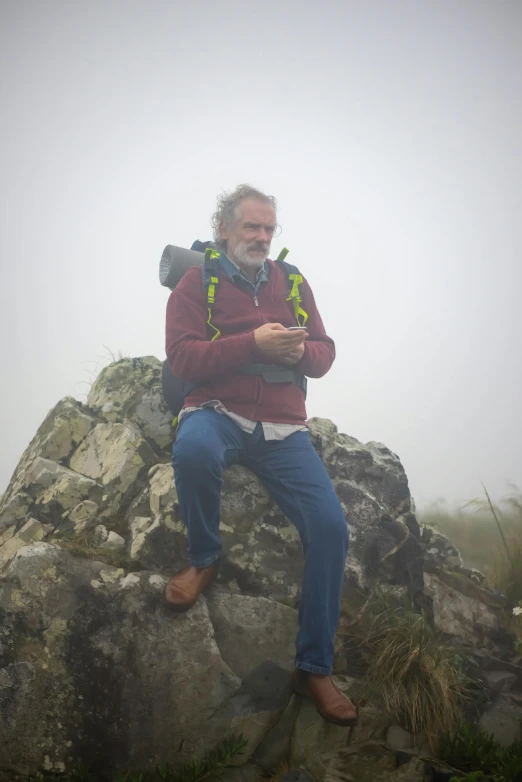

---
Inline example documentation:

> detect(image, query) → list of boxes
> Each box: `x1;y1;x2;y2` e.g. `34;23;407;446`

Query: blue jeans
172;409;349;675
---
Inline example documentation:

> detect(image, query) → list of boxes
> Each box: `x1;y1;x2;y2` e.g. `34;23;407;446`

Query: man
164;185;356;726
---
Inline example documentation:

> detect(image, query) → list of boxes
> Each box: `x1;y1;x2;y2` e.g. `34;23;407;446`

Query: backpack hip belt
238;362;307;394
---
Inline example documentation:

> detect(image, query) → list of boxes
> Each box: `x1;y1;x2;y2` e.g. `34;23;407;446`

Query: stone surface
206;590;298;680
483;669;518;693
420;524;463;567
321;743;427;782
0;355;517;778
219;764;263;782
0;546;290;774
252;696;300;772
87;356;173;450
290;694;351;782
0;398;95;520
63;500;100;534
386;724;415;751
424;570;502;646
479;694;522;747
69;419;156;514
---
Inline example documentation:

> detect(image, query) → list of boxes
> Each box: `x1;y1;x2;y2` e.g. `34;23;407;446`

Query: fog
1;0;521;508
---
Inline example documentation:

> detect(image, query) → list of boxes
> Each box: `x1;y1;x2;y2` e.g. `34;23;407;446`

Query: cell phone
288;326;307;331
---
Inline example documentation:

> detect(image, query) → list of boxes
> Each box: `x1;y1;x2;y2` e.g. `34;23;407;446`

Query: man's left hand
282;342;305;365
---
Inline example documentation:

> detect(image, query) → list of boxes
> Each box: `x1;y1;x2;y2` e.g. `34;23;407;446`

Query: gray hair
211;184;278;250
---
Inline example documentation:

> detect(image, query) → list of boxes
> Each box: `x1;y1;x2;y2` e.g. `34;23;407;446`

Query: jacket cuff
247;330;267;362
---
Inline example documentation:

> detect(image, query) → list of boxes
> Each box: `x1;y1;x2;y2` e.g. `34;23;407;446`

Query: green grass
419;485;522;608
440;723;522;781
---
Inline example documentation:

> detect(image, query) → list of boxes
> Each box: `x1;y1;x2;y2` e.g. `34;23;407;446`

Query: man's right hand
254;323;307;360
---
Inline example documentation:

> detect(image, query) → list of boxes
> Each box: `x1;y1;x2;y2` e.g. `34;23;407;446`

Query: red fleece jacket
165;259;335;425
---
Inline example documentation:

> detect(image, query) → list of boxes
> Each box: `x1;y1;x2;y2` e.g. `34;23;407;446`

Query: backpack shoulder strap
275;250;308;327
202;248;221;341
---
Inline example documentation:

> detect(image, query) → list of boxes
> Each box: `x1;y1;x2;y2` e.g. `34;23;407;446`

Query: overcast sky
1;0;520;509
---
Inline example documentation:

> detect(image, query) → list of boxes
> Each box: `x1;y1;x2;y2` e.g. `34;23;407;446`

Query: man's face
220;198;276;269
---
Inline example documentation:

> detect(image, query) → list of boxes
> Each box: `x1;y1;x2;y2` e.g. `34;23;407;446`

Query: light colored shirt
177;252;308;441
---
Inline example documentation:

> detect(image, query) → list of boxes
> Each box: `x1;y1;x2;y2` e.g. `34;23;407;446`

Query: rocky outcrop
0;356;519;779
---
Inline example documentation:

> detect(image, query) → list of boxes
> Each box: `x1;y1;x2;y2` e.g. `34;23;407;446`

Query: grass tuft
55;531;131;570
357;588;462;750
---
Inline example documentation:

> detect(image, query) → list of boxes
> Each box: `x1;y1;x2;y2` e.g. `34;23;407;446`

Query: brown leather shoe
293;669;358;726
163;562;218;612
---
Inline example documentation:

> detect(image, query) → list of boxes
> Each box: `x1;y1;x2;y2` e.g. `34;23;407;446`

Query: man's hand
254;323;307;360
281;342;306;364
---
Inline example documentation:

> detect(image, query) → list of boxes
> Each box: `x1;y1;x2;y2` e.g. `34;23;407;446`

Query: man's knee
318;497;349;550
172;424;223;475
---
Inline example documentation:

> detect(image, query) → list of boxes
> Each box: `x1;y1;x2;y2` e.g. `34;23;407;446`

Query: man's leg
165;409;243;609
243;429;356;725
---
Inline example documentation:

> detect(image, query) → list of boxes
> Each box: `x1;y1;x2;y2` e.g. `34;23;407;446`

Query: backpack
162;242;308;420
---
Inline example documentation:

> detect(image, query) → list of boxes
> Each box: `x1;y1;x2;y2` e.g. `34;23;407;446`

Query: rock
390;758;428;781
0;399;95;516
149;574;167;589
93;525;125;551
479;694;522;747
93;524;109;545
290;694;351;782
0;546;294;773
15;518;51;544
424;571;502;646
386;725;414;751
421;524;463;567
3;355;516;778
288;674;373;780
0;492;32;532
252;696;300;772
281;771;314;782
87;356;173;450
62;500;100;534
0;518;53;568
483;669;518;693
219;764;263;782
325;747;427;782
348;701;394;746
104;532;125;550
70;420;156;514
206;590;298;680
1;459;100;539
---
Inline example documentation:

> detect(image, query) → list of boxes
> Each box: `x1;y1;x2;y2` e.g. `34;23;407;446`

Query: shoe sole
293;683;358;727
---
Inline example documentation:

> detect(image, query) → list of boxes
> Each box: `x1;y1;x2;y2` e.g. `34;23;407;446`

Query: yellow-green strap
206;273;221;340
287;273;308;327
276;247;289;262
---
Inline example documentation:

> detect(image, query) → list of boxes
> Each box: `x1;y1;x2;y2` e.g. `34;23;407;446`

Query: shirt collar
218;252;268;284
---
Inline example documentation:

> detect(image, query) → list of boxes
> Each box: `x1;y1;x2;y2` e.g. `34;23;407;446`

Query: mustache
248;242;269;252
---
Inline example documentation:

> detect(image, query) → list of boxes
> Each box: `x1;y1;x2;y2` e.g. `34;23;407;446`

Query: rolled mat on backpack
159;241;216;290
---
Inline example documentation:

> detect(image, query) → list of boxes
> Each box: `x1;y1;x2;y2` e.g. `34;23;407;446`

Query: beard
232;240;270;268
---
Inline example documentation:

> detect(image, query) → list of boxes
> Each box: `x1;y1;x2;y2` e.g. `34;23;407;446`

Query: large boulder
0;355;515;777
0;544;290;774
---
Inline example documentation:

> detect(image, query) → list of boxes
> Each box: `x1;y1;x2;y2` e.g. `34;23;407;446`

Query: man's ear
219;222;229;243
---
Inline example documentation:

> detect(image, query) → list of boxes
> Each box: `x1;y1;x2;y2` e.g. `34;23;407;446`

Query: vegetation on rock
441;723;522;781
28;735;249;782
357;588;463;750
